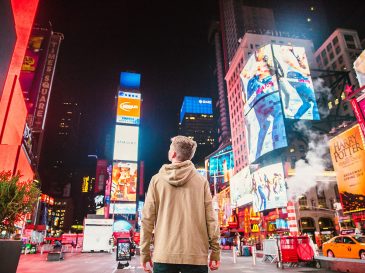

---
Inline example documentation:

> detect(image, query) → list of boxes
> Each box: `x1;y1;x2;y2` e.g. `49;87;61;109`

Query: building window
343;104;348;111
347;43;356;49
326;43;333;52
317;187;327;208
344;34;355;42
333;36;339;45
321;50;327;57
332;62;337;70
329;52;334;59
299;195;308;209
335;46;341;55
323;57;328;66
328;101;333;109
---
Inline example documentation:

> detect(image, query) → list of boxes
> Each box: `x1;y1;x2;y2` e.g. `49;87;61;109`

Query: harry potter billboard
329;124;365;213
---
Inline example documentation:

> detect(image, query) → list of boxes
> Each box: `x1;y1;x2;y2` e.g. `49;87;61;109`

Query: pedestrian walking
140;136;221;273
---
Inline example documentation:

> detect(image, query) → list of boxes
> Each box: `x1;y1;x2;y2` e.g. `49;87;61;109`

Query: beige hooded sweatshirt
140;160;220;265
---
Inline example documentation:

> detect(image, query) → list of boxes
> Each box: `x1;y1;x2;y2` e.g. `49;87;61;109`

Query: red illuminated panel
0;145;18;172
15;148;34;182
0;0;39;139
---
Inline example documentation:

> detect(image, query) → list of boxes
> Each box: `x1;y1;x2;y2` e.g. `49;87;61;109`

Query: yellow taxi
322;235;365;259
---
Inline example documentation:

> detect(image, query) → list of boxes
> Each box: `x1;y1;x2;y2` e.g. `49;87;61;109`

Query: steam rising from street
287;121;332;200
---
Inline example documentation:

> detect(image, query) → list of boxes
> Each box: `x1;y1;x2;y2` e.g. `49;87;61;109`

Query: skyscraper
179;96;215;164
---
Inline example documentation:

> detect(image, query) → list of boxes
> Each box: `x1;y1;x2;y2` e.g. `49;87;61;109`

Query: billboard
240;44;278;109
207;145;234;191
32;33;62;131
244;92;287;163
113;125;139;162
111;161;137;201
251;163;287;212
95;159;108;193
230;167;253;208
272;45;319;120
329;125;365;213
120;72;141;89
354;50;365;88
109;203;136;214
180;96;213;123
116;91;141;125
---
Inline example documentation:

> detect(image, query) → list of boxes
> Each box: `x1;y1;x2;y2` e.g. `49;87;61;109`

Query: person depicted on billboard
276;46;319;120
140;136;220;273
242;47;285;160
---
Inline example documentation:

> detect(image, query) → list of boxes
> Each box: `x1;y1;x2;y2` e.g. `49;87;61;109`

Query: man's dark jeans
153;262;208;273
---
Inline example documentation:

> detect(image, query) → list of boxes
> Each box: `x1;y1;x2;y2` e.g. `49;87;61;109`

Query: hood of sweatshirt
158;160;196;187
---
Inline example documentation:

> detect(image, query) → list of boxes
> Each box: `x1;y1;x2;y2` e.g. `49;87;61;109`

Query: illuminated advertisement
113;125;139;162
272;45;319;120
19;34;46;113
240;44;278;109
116;91;141;125
329;125;365;213
94;195;104;209
245;92;287;163
180;96;213;123
120;72;141;89
82;176;90;193
251;163;287;212
354;50;365;88
109;203;137;214
95;159;107;193
111;161;137;201
230;167;253;208
207;145;234;191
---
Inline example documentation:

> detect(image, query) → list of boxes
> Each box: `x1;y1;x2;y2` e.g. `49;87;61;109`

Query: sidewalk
17;250;337;273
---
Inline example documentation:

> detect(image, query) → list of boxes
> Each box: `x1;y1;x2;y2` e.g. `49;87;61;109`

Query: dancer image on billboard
251;163;288;212
241;45;287;162
273;45;320;120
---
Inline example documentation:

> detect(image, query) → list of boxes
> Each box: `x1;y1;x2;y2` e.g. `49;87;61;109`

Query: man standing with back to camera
140;136;221;273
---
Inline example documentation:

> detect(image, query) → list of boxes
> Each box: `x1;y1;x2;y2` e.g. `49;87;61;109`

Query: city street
17;250;338;273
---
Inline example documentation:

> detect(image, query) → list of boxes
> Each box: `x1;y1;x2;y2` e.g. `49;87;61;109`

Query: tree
0;171;40;237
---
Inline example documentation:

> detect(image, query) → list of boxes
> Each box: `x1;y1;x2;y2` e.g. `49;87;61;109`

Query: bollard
252;246;256;266
233;246;237;264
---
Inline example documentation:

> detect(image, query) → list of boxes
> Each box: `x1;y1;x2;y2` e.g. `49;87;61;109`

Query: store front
300;217;316;239
319;217;336;243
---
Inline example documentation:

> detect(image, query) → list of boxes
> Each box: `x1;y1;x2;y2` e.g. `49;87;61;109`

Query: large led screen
113;125;139;162
244;92;287;163
272;45;319;120
111;161;137;201
116;91;141;125
230;167;252;208
207;145;234;191
329;125;365;213
251;163;287;212
180;96;213;123
109;203;136;214
240;44;278;110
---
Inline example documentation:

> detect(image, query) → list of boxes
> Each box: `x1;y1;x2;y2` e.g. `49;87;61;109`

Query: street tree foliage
0;171;40;237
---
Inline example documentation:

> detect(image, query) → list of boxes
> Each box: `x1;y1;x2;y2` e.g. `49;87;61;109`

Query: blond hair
171;135;197;161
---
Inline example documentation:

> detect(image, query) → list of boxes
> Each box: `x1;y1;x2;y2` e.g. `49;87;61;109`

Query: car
322;235;365;260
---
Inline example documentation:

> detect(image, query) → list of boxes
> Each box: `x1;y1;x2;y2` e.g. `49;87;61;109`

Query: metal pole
252;245;256;266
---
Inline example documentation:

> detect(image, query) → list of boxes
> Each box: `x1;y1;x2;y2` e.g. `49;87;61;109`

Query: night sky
34;0;365;187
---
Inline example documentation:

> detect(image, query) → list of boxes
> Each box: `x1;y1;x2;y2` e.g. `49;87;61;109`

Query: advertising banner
244;92;287;163
19;35;45;112
32;33;62;131
95;159;108;193
329;125;365;213
82;176;90;193
109;203;136;214
230;166;252;208
240;44;278;110
111;161;137;201
207;145;234;191
116;91;141;125
113;125;139;162
272;45;319;120
354;50;365;88
350;98;365;137
251;163;287;212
